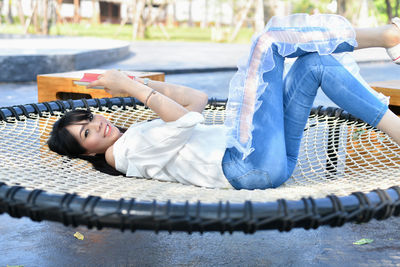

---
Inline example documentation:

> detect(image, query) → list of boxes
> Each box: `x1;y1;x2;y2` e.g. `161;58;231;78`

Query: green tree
292;0;333;14
374;0;400;22
7;0;14;23
0;0;3;24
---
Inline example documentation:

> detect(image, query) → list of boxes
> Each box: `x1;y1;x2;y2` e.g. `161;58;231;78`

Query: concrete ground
0;35;130;82
1;214;400;266
1;41;400;266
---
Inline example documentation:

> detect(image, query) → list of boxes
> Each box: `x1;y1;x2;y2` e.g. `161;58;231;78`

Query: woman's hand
87;69;197;122
88;70;136;96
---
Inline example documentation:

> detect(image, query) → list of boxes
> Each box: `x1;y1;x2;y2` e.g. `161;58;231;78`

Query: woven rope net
1;101;400;204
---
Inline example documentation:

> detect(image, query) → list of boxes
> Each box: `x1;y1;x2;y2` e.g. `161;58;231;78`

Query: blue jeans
222;46;388;190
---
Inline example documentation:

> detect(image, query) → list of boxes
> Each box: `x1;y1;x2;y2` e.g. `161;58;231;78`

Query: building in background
1;0;291;26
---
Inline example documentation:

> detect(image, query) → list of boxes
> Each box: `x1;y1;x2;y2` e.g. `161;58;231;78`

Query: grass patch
0;22;253;43
0;24;26;34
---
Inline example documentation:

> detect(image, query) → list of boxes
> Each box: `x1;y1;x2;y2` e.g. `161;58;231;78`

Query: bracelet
144;89;156;107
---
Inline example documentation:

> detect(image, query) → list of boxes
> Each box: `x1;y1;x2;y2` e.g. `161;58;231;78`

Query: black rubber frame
0;97;399;234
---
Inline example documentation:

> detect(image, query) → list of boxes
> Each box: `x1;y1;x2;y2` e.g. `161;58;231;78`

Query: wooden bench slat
37;69;165;103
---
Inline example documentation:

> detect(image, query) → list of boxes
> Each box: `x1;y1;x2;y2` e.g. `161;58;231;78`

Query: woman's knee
228;169;272;190
227;167;288;190
295;52;324;66
296;53;343;68
268;165;289;188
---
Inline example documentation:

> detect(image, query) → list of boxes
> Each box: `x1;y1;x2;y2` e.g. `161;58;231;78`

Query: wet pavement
1;39;400;266
1;213;400;266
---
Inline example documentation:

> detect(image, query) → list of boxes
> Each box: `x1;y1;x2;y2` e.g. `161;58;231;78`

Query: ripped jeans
222;46;388;190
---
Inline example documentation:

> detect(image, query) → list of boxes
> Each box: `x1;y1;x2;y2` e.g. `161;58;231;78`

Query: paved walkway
0;38;395;107
0;34;394;82
104;42;393;72
103;41;249;72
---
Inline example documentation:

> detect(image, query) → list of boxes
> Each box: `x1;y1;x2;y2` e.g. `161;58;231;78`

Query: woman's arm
88;70;206;122
135;77;208;113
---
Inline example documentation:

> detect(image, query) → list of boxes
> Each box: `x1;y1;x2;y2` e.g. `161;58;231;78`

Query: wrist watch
143;78;150;86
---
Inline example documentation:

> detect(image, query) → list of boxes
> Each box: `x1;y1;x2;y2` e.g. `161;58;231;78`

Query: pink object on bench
73;73;136;89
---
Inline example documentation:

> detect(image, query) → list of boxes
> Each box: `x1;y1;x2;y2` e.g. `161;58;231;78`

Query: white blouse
113;112;233;189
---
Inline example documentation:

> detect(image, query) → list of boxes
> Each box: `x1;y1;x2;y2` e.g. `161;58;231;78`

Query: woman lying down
48;14;400;190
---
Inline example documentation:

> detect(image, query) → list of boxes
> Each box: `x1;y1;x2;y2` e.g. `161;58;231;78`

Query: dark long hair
47;109;126;176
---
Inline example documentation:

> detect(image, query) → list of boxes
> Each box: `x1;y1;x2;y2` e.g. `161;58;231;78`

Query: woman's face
66;114;122;155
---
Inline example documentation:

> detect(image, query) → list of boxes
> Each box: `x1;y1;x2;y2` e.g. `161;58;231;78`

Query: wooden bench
370;80;400;114
370;80;400;106
37;69;165;103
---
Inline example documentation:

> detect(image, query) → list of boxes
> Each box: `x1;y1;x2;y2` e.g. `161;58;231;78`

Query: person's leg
283;23;400;54
222;46;288;189
376;109;400;144
355;24;400;49
223;14;358;189
352;23;400;140
277;23;400;179
225;14;358;158
282;53;325;177
223;14;400;190
283;53;389;176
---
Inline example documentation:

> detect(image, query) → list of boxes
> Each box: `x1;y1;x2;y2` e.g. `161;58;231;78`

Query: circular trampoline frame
0;97;399;234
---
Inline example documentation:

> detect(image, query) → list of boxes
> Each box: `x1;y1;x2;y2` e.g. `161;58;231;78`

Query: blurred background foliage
0;0;399;43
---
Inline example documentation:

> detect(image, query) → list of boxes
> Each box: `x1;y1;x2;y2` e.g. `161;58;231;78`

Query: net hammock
0;97;399;233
